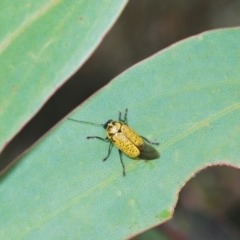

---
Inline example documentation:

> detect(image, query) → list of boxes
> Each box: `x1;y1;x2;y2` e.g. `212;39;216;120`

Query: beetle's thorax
105;120;123;137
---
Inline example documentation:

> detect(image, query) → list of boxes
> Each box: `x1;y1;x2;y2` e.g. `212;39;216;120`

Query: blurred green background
1;0;240;239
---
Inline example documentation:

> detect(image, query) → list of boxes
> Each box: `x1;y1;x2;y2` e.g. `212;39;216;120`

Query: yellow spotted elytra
68;109;159;176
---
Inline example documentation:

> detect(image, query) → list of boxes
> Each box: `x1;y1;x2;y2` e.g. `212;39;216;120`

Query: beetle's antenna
67;118;104;127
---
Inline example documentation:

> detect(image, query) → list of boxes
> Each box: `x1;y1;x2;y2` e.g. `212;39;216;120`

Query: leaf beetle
68;108;159;176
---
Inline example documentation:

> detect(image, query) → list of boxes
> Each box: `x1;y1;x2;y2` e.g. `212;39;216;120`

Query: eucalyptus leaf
1;28;240;239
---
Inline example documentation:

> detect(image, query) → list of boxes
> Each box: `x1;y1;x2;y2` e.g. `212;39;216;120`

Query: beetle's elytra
68;108;159;176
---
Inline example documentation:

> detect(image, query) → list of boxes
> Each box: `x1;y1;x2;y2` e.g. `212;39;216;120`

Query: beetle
68;108;159;176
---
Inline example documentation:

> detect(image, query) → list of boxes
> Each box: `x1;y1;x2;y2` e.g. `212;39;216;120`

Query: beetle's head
103;120;113;129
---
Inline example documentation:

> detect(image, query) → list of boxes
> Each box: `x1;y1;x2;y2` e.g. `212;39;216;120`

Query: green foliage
0;1;240;239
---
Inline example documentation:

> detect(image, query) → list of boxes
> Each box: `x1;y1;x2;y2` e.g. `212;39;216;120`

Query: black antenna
67;118;104;127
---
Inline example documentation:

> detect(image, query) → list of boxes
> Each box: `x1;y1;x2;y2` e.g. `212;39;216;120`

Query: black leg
141;136;159;145
118;108;128;124
118;150;126;176
103;142;113;161
87;136;109;142
123;108;128;124
118;110;122;121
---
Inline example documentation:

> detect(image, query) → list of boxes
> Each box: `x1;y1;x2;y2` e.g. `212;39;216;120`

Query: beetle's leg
87;136;109;142
141;136;159;146
119;108;128;124
103;142;113;161
123;108;128;124
118;150;126;176
118;110;122;121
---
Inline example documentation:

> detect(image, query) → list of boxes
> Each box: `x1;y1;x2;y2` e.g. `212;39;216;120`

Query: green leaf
1;28;240;239
0;0;127;152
